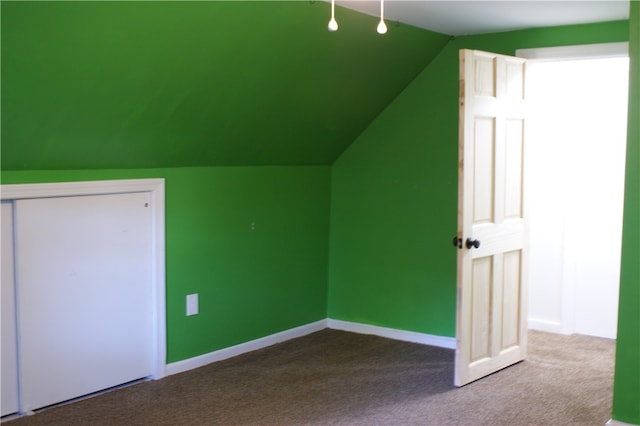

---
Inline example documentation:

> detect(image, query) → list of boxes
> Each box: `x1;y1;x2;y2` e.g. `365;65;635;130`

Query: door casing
0;178;166;413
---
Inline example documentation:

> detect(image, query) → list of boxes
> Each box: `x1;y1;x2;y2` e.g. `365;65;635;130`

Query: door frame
516;41;628;62
1;201;20;416
516;42;629;337
0;179;167;381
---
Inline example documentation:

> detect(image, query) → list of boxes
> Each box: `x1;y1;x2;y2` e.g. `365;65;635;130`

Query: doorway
519;43;629;340
0;179;167;417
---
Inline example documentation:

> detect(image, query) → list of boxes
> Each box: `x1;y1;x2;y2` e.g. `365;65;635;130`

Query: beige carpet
3;329;615;425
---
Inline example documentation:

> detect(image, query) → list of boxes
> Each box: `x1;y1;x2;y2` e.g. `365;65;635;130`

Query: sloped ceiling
338;1;630;36
0;2;449;170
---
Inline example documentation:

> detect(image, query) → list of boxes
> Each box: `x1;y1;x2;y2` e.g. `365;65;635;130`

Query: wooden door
15;192;155;411
454;49;528;386
1;201;20;416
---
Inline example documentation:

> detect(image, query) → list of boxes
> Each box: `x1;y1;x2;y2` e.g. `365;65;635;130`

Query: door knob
452;236;462;249
466;238;480;249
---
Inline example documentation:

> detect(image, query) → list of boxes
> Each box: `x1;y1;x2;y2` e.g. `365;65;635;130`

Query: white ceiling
336;1;630;36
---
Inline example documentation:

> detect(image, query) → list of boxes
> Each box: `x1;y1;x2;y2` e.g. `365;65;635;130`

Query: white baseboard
528;318;567;334
606;419;639;426
326;319;456;349
165;318;456;377
165;320;327;376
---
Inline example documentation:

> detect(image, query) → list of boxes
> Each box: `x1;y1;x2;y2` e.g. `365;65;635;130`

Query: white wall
526;56;628;339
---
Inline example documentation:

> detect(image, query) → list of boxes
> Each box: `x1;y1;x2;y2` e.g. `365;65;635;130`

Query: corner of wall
611;2;640;424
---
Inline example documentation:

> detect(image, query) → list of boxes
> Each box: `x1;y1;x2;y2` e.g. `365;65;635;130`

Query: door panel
455;49;528;386
15;192;154;411
1;201;19;416
470;257;492;361
473;117;495;223
504;119;524;219
502;250;523;348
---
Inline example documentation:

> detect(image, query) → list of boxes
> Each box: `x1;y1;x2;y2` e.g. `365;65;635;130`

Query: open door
454;49;528;386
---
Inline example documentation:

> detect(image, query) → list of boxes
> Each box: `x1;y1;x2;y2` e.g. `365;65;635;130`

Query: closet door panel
1;201;19;416
15;192;154;411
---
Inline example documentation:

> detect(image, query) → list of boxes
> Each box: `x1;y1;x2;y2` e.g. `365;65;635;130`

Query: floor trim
528;318;566;335
606;419;640;426
165;320;327;376
166;319;456;376
327;319;456;349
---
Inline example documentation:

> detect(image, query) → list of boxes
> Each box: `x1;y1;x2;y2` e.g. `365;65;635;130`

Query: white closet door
15;192;154;411
1;201;20;416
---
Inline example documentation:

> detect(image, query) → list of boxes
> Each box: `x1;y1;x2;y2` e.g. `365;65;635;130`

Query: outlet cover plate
186;293;199;316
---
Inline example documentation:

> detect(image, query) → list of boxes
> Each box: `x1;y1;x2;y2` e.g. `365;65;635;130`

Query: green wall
0;1;448;170
330;15;638;423
613;2;640;424
2;0;637;421
328;20;629;337
327;41;458;335
1;166;331;363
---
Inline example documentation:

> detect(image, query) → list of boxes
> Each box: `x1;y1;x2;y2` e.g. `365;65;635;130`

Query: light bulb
377;20;387;34
328;0;338;32
328;18;338;32
377;0;387;34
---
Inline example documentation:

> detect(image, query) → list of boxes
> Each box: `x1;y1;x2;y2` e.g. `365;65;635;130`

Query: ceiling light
377;0;387;34
327;0;388;34
328;0;338;32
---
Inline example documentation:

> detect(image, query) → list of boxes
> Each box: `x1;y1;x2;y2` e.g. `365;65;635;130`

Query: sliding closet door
1;201;19;416
15;192;154;411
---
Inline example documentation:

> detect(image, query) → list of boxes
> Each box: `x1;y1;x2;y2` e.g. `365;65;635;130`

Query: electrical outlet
186;293;199;316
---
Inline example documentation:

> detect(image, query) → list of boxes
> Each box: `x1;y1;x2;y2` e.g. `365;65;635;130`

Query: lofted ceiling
0;1;631;170
337;0;630;36
1;1;448;170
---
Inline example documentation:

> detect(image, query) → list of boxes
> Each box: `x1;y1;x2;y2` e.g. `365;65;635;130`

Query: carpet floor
3;329;615;425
